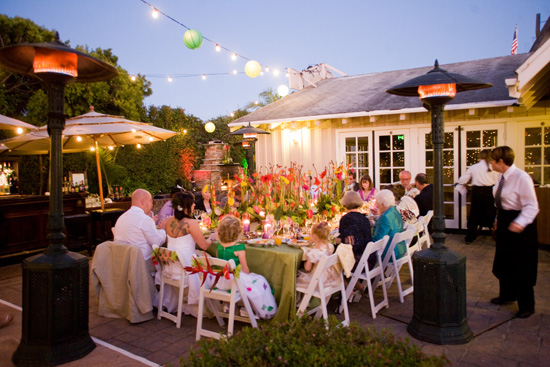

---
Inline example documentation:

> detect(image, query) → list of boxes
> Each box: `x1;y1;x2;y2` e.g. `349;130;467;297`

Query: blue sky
3;0;549;121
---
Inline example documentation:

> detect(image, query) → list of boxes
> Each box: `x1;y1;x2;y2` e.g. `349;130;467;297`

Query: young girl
296;222;339;288
357;174;377;202
215;215;277;319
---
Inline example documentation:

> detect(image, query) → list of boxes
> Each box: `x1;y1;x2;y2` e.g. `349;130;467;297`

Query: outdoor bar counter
0;193;89;261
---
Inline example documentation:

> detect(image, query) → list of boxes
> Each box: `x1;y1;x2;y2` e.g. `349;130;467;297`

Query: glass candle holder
242;213;250;232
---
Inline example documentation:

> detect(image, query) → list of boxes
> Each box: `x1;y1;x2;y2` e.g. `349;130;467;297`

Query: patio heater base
12;251;95;366
407;247;473;345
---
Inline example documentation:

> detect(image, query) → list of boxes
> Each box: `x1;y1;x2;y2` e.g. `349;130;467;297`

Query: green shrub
181;316;450;367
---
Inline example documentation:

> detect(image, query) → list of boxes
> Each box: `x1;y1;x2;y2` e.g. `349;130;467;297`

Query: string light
167;76;173;82
76;136;82;142
149;136;154;141
215;44;221;52
151;8;159;18
108;146;114;150
231;53;238;61
137;143;142;149
202;74;206;80
16;127;23;134
232;70;237;75
130;75;136;81
90;147;95;151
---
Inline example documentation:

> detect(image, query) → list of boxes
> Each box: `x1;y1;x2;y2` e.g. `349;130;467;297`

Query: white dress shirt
458;160;499;187
113;206;166;261
493;164;539;228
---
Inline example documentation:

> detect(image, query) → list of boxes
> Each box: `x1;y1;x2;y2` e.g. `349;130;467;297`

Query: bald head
132;189;153;213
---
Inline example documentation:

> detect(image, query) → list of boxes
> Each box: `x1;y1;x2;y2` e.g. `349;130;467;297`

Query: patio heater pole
387;60;492;344
0;33;118;366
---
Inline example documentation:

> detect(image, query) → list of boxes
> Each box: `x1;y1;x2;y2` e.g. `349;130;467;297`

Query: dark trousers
493;209;538;312
466;185;496;241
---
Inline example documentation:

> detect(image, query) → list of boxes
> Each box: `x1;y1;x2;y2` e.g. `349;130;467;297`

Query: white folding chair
195;256;258;340
420;210;433;249
344;236;390;319
375;227;417;303
296;253;349;327
410;220;425;253
157;248;188;328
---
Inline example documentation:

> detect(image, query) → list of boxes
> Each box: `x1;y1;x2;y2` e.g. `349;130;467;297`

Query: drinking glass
193;209;201;220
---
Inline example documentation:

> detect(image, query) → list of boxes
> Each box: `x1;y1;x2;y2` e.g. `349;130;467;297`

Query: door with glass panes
459;125;502;229
374;130;410;187
524;125;550;185
419;127;459;228
342;133;373;182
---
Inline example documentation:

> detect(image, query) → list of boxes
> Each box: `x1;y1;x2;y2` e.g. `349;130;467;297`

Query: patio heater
229;122;270;177
386;60;491;344
0;33;118;365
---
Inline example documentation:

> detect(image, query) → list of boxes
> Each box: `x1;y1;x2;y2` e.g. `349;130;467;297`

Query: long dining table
206;242;304;323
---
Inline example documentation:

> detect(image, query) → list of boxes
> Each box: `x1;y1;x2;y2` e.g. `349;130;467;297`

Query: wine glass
193;209;201;220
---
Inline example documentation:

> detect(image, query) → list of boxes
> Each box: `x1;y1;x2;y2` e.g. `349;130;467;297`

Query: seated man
413;173;433;217
114;189;167;272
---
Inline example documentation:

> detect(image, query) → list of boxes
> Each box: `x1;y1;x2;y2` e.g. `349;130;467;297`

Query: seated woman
157;191;217;316
194;185;213;214
371;190;406;264
156;186;183;223
388;183;419;225
357;174;377;203
336;191;372;269
215;215;277;319
296;221;339;288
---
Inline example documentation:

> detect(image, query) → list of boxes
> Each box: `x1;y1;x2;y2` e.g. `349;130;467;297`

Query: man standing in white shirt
490;146;539;319
457;149;499;243
114;189;167;271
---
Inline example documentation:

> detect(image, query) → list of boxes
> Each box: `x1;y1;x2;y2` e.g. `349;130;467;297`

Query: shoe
490;297;516;305
464;236;474;244
516;309;534;318
0;313;14;329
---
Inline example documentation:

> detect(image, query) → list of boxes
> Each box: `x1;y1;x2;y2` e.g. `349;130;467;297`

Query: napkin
335;244;354;278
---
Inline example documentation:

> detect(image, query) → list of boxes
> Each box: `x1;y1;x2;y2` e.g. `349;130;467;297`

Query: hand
508;222;524;233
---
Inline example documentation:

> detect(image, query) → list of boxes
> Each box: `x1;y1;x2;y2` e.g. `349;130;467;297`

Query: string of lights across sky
134;0;290;97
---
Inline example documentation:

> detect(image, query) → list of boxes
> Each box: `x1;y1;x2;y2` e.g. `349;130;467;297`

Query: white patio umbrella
0;106;178;210
0;114;36;133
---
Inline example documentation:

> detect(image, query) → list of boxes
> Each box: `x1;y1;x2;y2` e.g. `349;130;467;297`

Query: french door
374;130;410;187
459;125;503;228
419;127;459;228
341;132;373;181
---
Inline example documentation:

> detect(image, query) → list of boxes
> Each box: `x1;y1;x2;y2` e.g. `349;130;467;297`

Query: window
524;126;550;185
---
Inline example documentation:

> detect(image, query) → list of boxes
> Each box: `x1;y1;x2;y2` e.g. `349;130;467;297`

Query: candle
263;221;272;239
242;213;250;232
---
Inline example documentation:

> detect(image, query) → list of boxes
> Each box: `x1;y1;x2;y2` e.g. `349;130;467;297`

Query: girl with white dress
156;191;217;315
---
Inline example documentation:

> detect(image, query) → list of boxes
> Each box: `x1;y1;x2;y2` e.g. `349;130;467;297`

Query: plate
247;238;274;247
287;239;312;248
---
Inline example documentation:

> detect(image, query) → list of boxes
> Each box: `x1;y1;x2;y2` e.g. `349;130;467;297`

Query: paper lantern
245;60;261;78
183;29;204;50
277;84;289;97
204;121;215;133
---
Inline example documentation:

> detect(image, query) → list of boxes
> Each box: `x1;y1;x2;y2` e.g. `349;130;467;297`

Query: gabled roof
232;53;532;125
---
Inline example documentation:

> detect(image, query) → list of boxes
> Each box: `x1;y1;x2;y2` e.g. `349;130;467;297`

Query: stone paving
1;233;549;367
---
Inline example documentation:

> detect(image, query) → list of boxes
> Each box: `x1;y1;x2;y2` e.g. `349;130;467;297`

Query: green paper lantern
245;60;261;78
183;29;204;50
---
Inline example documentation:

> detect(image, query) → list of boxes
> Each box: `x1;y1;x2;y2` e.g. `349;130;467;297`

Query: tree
243;88;281;112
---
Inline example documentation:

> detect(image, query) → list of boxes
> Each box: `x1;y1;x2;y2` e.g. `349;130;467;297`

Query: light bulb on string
215;44;221;52
16;127;23;134
76;136;82;142
254;100;259;105
273;69;280;76
202;74;206;80
233;70;237;75
168;76;173;82
130;75;136;82
152;8;159;18
265;66;269;72
149;137;154;142
232;53;237;61
90;147;95;152
108;146;114;151
230;112;234;117
137;143;142;149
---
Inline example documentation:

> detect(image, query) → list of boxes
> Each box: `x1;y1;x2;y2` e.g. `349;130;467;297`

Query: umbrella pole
95;140;105;211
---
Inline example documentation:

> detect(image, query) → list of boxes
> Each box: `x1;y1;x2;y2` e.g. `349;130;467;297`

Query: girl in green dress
216;215;277;319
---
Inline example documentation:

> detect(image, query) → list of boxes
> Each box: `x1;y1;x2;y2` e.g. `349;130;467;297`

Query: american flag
511;26;518;55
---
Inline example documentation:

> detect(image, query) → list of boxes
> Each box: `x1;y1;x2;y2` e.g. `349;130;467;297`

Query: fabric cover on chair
157;247;188;328
91;241;156;323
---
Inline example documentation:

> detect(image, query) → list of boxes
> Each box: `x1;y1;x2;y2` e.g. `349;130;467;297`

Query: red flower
314;177;321;186
302;184;309;191
307;209;313;219
252;172;259;178
320;170;327;179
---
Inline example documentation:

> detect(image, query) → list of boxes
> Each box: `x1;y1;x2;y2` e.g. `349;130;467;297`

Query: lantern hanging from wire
245;60;261;78
204;121;215;133
183;29;204;50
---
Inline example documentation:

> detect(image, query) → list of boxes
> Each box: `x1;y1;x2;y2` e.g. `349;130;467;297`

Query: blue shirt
373;206;405;260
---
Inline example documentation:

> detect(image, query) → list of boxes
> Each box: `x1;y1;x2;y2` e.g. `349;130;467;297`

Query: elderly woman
336;191;372;268
372;189;406;262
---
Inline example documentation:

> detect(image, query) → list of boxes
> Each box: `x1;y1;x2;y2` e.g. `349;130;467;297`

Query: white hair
375;189;396;208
